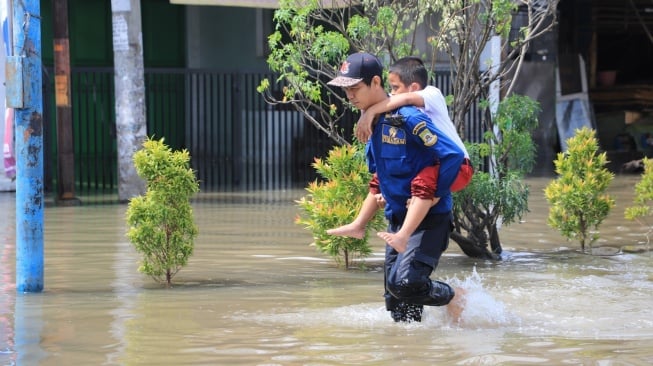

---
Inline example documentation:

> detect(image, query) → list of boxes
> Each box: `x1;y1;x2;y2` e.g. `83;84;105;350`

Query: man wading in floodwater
325;52;466;323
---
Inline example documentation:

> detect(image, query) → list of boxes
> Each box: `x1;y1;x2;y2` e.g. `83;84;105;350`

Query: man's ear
372;75;383;87
409;82;421;92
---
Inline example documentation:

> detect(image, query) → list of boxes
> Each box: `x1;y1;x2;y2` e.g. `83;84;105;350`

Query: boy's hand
374;193;386;208
355;111;375;142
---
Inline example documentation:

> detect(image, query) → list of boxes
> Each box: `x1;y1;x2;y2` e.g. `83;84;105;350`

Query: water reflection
13;294;46;365
0;176;652;365
0;196;15;365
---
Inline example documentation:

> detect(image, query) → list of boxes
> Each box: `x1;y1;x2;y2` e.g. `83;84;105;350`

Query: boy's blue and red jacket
366;105;464;221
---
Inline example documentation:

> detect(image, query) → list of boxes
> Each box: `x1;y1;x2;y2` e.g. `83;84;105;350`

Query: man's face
343;81;376;110
387;73;411;95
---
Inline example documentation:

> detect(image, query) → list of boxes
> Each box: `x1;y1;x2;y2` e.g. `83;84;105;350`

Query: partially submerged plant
624;157;653;249
452;94;539;258
126;137;199;286
295;144;385;269
544;127;614;253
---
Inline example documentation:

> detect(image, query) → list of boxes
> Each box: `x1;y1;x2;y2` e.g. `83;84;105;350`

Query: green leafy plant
295;144;385;269
260;0;559;260
625;157;653;249
258;0;430;145
452;94;539;258
259;0;558;147
544;127;615;253
126;137;200;286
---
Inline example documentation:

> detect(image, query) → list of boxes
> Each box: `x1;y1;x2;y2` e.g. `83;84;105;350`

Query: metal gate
42;68;481;202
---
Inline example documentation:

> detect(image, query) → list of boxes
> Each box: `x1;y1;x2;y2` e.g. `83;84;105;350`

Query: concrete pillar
111;0;146;202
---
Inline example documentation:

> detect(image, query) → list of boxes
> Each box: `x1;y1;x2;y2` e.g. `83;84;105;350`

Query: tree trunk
450;231;500;260
451;199;503;260
53;0;78;204
488;224;503;255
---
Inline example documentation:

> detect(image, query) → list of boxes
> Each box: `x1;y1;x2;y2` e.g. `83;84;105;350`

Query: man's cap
327;52;383;88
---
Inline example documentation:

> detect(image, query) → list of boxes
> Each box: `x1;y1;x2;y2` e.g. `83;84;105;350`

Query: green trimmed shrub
126;137;199;285
295;144;385;269
544;127;614;253
625;157;653;248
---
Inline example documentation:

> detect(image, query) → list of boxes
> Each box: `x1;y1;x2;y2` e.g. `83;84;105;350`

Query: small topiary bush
624;157;653;249
544;127;614;253
126;137;199;286
295;143;385;269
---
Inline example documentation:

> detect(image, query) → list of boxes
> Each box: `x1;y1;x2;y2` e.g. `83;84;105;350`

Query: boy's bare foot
326;223;365;239
446;287;466;324
377;231;409;253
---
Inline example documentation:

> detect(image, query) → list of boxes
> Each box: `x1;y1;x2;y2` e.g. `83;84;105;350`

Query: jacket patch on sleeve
419;130;437;146
413;122;437;146
412;122;426;135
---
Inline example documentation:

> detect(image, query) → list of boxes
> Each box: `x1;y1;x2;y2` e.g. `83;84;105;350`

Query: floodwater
1;176;652;365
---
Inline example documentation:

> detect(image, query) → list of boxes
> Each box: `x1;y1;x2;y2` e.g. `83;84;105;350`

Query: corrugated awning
169;0;356;8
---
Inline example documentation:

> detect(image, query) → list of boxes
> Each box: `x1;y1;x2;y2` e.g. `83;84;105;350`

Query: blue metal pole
7;0;44;292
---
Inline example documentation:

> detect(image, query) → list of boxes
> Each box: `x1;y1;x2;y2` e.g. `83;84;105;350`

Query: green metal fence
43;67;481;203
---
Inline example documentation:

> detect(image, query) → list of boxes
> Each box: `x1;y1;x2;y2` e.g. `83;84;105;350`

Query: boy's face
388;72;409;95
387;72;415;95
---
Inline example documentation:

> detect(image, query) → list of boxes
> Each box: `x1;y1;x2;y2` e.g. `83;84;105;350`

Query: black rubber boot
390;302;424;323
